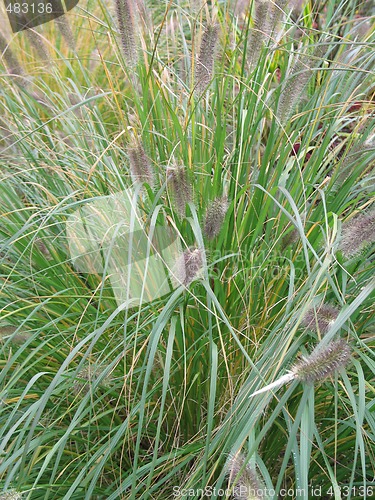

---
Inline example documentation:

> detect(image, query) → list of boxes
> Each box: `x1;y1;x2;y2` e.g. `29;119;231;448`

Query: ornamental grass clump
227;453;265;500
203;196;229;239
115;0;138;65
339;208;375;258
127;139;154;186
0;0;374;495
167;164;192;216
301;303;340;334
195;23;220;93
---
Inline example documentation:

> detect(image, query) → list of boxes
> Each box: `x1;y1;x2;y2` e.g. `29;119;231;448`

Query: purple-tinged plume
195;23;220;93
203;196;229;239
127;139;154;186
292;339;351;383
301;303;340;334
167;165;192;216
227;453;265;499
172;247;203;287
339;208;375;258
115;0;138;65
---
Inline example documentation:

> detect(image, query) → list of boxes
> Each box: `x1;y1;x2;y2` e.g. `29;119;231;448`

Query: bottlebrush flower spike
268;0;289;37
25;29;50;60
227;453;265;500
0;490;24;500
339;208;375;258
277;45;324;123
73;366;112;396
0;325;31;345
0;33;27;85
195;23;220;93
127;139;154;186
203;196;229;239
292;339;351;383
247;0;271;71
301;303;340;334
55;16;76;51
172;247;203;287
167;165;192;216
250;339;351;397
333;139;373;187
115;0;138;65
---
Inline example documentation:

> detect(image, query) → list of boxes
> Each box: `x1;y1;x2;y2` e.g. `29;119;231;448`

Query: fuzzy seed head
334;141;373;187
247;0;271;70
55;16;76;51
277;46;324;122
127;140;154;186
0;33;27;85
35;238;52;259
281;227;299;249
0;325;31;345
203;197;229;239
0;491;23;500
167;165;192;216
73;366;112;396
301;303;340;334
293;339;351;383
25;29;50;60
268;0;289;38
227;453;264;500
73;367;93;395
172;247;203;287
115;0;138;65
195;23;220;92
339;208;375;258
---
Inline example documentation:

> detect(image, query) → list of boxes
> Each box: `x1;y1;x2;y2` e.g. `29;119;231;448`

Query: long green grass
0;0;374;498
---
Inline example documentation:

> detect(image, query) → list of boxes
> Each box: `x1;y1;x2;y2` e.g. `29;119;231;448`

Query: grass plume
167;164;192;216
301;303;340;334
55;16;76;51
203;196;229;239
172;247;203;287
277;45;324;122
195;23;220;93
115;0;138;65
227;453;265;500
293;339;351;383
0;33;27;85
339;208;375;258
127;138;155;186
